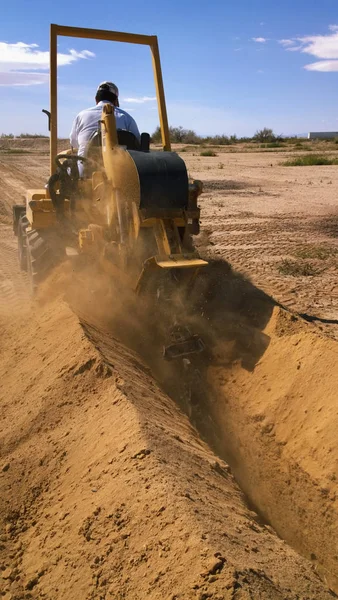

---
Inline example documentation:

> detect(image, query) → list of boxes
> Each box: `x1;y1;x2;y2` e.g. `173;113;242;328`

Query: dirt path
0;156;49;224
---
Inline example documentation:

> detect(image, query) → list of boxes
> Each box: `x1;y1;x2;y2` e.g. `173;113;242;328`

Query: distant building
308;132;338;140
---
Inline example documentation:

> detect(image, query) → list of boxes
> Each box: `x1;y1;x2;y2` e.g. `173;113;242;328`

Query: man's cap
97;81;119;97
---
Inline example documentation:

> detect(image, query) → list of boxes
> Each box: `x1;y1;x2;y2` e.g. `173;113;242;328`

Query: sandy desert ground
0;138;338;599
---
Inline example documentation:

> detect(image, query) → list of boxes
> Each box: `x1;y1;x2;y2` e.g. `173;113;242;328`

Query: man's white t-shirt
69;100;140;157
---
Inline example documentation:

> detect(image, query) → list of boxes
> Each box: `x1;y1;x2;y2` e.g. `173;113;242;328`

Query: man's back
70;100;140;157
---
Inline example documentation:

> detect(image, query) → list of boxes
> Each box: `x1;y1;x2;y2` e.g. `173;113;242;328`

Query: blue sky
1;0;338;137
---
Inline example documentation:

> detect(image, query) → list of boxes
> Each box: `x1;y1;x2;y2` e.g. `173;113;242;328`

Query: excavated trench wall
183;261;338;593
1;299;335;599
69;257;338;595
207;306;338;592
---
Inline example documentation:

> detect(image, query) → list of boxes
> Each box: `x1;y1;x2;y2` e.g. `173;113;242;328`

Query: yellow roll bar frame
49;24;171;175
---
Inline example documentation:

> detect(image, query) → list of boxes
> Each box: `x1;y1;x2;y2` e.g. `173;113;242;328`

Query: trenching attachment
163;325;205;361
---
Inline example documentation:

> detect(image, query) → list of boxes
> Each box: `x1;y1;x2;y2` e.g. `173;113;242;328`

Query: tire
17;215;29;271
26;236;37;296
26;228;65;295
12;204;26;236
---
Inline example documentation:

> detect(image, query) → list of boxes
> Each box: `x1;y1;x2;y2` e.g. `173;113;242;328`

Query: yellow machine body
15;24;207;298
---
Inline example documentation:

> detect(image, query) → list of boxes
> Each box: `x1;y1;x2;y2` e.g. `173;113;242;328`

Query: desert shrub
283;136;300;143
204;135;230;145
277;259;319;276
150;126;302;146
294;245;338;260
151;126;202;144
18;133;48;138
260;141;285;148
0;149;32;154
293;144;313;151
253;127;276;143
200;150;217;157
282;154;338;166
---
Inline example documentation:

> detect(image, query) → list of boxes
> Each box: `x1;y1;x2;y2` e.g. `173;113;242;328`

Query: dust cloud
33;251;338;593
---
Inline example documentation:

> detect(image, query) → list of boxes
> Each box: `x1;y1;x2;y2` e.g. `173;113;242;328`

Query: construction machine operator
69;81;140;175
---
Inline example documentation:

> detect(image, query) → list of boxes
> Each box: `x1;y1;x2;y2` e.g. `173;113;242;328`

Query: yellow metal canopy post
49;23;171;175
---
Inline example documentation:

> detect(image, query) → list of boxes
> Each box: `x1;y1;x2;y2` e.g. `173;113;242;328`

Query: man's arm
69;115;79;150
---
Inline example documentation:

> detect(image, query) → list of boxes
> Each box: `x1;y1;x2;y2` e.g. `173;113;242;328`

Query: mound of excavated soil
209;306;338;592
0;298;335;600
181;258;338;593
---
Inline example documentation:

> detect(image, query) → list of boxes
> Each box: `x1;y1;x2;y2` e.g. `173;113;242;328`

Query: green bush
152;127;243;145
204;135;230;145
253;127;276;143
151;126;202;144
282;154;338;166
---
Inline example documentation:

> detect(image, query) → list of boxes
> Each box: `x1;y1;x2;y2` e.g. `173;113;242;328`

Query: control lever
42;109;51;131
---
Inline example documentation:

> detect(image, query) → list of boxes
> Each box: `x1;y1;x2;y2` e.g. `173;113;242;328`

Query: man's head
95;82;119;107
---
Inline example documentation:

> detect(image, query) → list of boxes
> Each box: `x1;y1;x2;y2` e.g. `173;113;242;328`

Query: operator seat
84;129;150;177
85;129;150;155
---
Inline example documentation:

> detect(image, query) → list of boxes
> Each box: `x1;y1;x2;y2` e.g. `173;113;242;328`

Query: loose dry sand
0;139;338;599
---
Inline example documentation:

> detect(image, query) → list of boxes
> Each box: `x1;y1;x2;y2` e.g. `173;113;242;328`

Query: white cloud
304;60;338;72
279;39;294;47
0;71;48;86
280;26;338;71
252;37;267;43
0;41;95;86
286;45;303;52
123;96;156;104
298;32;338;59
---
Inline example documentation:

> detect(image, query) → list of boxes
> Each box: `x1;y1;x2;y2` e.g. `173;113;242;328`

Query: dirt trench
0;246;336;599
102;256;338;595
53;256;338;595
182;259;338;592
